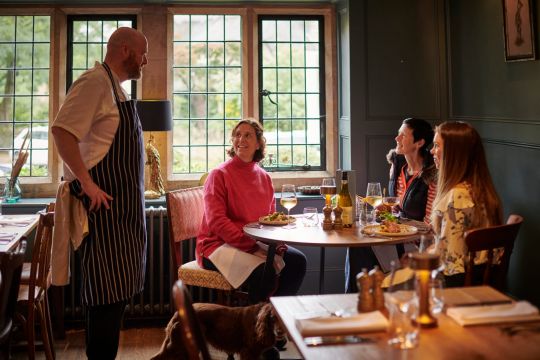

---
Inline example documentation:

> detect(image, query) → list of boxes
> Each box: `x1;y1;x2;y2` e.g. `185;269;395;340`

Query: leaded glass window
0;15;51;177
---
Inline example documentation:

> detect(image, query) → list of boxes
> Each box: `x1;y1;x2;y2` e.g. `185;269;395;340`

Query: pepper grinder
369;266;385;311
356;268;373;313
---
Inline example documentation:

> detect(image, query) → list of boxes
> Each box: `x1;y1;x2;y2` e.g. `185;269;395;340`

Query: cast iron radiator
63;206;176;326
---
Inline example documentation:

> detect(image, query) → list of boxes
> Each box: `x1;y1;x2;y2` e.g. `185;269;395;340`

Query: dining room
0;0;539;359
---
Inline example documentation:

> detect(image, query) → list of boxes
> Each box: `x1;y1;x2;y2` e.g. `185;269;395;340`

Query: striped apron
70;63;147;306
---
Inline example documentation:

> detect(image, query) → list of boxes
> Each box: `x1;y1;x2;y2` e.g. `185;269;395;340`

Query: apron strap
101;62;123;104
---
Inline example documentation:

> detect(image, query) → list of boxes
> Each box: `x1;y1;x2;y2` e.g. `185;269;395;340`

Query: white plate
363;224;418;236
258;216;297;226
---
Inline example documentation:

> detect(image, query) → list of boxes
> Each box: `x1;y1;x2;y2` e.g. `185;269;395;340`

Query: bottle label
342;206;353;227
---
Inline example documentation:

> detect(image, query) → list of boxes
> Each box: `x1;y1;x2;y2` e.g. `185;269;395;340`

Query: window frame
167;4;337;187
66;14;138;96
0;8;54;187
258;14;327;172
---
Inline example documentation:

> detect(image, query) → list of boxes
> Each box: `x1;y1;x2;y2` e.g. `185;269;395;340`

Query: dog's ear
255;303;276;346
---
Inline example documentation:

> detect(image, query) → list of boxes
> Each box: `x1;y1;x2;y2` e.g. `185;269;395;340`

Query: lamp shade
136;100;172;132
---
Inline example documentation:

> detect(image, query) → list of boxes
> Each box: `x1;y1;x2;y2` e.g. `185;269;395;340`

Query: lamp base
144;189;162;199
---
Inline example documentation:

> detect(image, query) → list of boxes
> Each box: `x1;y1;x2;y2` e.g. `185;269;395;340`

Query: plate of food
363;221;418;236
259;212;297;226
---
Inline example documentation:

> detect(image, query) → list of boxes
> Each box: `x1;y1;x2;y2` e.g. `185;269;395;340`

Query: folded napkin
0;232;16;240
296;311;388;337
0;216;35;226
447;301;540;326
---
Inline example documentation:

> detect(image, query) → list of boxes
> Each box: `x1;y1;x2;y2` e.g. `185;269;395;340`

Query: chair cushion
178;261;234;291
167;187;204;242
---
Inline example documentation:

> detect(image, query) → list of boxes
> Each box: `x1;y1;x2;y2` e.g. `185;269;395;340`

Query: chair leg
26;302;36;360
42;295;56;359
37;300;55;360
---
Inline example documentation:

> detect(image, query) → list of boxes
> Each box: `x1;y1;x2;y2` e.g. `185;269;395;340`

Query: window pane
260;17;324;171
173;14;242;173
68;17;135;99
208;15;224;41
1;13;51;177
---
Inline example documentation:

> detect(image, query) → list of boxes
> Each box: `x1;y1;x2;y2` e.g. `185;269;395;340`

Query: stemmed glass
320;178;336;207
280;184;297;229
365;182;382;209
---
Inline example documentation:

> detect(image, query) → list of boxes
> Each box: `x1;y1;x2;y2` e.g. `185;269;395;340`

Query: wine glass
320;178;336;207
280;184;297;229
383;196;400;215
365;182;382;209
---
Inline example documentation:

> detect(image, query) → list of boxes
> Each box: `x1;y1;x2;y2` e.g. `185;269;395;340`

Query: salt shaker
369;266;385;310
356;268;373;313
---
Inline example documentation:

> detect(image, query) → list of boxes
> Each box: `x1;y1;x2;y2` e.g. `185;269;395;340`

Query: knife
304;335;376;346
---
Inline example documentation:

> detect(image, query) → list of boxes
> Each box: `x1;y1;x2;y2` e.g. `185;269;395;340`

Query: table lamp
409;252;440;328
136;100;172;199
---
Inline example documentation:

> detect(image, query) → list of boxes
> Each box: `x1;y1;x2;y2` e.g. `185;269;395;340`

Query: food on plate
261;212;293;222
379;219;402;233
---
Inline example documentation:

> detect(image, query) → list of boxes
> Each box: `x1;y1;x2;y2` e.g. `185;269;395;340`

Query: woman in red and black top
345;118;436;293
388;117;437;223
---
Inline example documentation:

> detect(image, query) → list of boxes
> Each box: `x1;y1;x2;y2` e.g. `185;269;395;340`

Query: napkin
0;216;35;226
0;232;16;240
447;301;540;326
295;311;388;337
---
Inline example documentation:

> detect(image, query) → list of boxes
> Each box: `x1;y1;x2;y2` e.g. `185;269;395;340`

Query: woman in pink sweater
196;119;306;303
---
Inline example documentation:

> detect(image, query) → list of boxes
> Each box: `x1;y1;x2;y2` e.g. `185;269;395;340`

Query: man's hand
81;179;113;212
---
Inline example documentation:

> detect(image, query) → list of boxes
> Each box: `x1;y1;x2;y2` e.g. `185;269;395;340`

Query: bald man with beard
52;27;148;359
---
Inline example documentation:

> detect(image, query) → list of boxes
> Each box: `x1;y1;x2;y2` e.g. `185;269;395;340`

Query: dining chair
464;214;523;291
0;240;26;360
16;211;55;360
166;187;243;305
172;280;212;360
20;203;55;285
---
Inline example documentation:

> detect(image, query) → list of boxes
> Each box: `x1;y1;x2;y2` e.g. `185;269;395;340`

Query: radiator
63;206;176;326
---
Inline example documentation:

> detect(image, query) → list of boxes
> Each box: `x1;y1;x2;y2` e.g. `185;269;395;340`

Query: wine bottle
338;171;353;227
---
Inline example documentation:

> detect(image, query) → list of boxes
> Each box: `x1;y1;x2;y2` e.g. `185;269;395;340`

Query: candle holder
409;252;440;328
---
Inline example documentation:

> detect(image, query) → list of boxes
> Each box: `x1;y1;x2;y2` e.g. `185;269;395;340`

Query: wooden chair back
172;280;211;360
29;212;55;297
165;187;205;269
0;241;26;358
464;214;523;290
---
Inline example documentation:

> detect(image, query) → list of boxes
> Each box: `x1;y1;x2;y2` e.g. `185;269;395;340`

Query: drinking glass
320;178;336;207
302;207;319;227
365;182;382;209
383;196;400;215
280;184;297;229
386;277;420;349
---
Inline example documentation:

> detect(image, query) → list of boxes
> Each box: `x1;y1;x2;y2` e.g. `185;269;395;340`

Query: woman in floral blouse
430;121;502;287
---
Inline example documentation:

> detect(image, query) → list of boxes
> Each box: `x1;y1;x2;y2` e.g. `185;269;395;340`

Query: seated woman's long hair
431;121;502;227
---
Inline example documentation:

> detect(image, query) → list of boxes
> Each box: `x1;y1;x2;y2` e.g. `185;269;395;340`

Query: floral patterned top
432;182;493;276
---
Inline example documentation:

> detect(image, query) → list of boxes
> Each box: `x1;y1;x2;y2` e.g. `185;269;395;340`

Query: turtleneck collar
230;155;257;170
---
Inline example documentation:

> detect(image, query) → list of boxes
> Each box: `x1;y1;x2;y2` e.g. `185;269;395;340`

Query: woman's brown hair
432;121;502;226
226;118;266;162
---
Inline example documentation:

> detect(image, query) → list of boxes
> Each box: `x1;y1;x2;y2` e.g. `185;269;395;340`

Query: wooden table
0;214;40;253
271;293;540;360
244;218;420;292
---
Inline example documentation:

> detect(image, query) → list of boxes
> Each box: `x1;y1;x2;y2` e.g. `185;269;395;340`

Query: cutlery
304;335;376;346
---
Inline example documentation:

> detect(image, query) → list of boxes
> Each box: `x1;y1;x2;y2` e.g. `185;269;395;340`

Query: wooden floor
11;326;302;359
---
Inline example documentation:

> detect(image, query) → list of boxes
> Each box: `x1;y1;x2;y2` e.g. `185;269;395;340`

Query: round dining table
243;216;422;293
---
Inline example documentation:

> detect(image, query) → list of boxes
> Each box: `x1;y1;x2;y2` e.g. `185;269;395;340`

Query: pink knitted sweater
196;156;275;266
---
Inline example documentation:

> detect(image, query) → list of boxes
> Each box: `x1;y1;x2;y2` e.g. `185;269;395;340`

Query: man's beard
124;52;141;80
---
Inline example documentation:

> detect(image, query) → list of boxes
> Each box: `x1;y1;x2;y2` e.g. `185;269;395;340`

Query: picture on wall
502;0;536;61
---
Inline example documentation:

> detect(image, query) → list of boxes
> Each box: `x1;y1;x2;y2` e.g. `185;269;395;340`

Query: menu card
443;286;514;308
